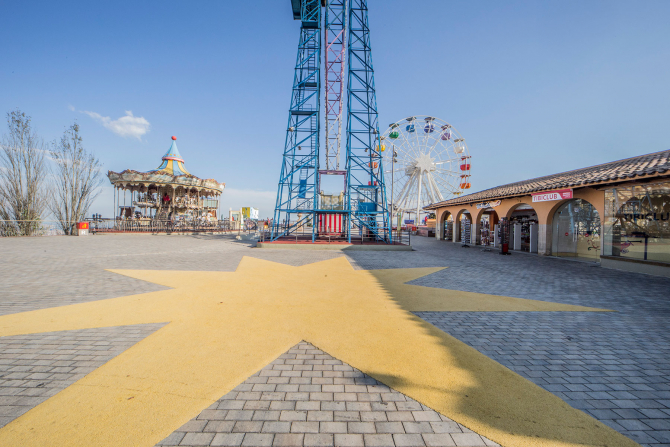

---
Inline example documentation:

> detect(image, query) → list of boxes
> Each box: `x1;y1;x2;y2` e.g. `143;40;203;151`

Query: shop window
603;182;670;263
552;199;601;260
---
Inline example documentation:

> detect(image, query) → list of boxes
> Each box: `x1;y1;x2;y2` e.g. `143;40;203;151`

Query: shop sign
532;189;573;203
618;213;670;222
476;200;501;209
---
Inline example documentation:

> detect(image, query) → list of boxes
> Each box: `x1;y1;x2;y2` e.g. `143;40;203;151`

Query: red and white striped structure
318;213;345;235
324;0;347;171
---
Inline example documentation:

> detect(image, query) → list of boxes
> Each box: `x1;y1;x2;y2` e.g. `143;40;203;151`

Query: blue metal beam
273;0;322;241
276;0;389;244
345;0;391;243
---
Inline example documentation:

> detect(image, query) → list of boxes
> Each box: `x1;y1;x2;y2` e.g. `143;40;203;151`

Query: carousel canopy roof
107;136;225;194
153;137;190;176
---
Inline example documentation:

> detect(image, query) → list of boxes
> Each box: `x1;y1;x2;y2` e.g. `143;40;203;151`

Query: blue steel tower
272;0;322;242
344;0;391;242
272;0;390;243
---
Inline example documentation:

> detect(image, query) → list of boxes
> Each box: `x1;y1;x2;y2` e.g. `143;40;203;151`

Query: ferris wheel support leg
416;171;423;222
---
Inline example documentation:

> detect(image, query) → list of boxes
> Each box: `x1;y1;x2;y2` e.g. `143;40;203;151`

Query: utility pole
391;146;398;240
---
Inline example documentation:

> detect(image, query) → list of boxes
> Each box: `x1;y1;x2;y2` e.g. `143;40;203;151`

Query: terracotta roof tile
426;149;670;209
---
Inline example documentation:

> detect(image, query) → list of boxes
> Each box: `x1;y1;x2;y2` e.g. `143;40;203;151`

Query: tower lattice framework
272;0;390;243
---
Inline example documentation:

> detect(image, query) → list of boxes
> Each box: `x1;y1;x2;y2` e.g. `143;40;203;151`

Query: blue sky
2;0;669;218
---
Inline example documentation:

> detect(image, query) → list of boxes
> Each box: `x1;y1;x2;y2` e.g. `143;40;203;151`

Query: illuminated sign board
532;189;573;203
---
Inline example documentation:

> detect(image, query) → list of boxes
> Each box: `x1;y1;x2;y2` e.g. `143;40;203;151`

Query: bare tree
49;123;103;235
0;109;49;236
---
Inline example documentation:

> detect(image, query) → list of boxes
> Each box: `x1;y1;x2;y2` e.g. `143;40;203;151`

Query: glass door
552;199;601;260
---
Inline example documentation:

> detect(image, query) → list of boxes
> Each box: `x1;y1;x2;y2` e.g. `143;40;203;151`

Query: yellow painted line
369;267;611;312
0;257;637;447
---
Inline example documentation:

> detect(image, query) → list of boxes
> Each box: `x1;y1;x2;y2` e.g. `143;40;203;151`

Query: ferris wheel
381;116;471;220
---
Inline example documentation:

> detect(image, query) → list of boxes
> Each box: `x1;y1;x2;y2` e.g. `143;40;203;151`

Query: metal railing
261;222;411;246
0;220;66;237
86;218;237;234
0;218;264;237
131;196;219;209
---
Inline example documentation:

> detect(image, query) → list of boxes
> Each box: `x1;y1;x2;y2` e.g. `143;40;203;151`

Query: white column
436;214;443;240
513;222;522;250
530;222;538;253
471;221;479;245
537;223;552;255
416;171;423;222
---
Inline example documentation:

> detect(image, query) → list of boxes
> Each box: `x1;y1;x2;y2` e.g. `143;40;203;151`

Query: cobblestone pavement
156;342;498;447
0;234;342;316
0;324;164;428
418;312;670;446
404;240;670;447
1;233;669;445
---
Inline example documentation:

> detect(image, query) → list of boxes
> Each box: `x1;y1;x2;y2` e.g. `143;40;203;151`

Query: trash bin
77;222;89;236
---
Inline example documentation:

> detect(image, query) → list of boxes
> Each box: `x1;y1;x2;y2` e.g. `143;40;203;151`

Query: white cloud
67;104;75;112
83;110;150;140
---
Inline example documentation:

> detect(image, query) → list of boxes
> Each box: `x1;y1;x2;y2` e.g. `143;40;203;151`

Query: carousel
107;136;225;230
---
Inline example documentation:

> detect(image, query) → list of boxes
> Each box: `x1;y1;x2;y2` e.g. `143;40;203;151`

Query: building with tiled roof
426;150;670;209
424;150;670;277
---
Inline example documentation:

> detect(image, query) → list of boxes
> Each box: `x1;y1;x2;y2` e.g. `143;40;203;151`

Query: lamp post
391;146;398;241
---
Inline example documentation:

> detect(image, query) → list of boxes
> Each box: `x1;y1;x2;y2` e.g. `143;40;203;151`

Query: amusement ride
381;116;471;223
107;136;225;226
271;0;391;243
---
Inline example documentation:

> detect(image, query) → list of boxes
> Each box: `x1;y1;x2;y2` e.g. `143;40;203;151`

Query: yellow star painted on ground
0;257;638;447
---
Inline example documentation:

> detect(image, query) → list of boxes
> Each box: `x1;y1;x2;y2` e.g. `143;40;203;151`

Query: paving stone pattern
0;235;344;316
2;234;670;445
0;323;164;428
419;312;670;447
156;342;498;447
405;238;670;447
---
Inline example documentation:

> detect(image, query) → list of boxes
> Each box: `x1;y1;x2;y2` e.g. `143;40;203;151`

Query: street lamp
391;146;398;240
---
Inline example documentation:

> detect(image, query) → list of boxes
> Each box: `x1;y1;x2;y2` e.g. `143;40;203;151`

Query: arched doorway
476;208;499;247
551;198;601;260
440;210;453;241
507;203;539;252
455;210;472;244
